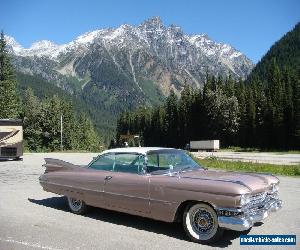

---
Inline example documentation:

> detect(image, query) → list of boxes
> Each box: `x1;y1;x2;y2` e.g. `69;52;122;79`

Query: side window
146;153;171;173
160;153;182;167
114;153;144;174
89;154;115;171
147;154;159;167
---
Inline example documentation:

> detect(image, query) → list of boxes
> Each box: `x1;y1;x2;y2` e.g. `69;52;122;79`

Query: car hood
179;169;279;193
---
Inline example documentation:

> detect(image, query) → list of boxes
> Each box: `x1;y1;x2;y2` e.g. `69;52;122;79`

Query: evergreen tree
76;113;101;151
178;84;193;146
224;74;235;97
245;89;256;147
293;78;300;147
282;67;294;148
189;89;204;141
235;80;247;146
269;58;285;148
164;90;179;147
21;90;102;152
0;31;19;118
22;88;43;151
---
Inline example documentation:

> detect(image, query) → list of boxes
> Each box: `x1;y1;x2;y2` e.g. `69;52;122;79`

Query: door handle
104;176;112;181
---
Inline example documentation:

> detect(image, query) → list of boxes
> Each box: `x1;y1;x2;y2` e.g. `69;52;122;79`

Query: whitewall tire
183;203;223;243
67;197;88;214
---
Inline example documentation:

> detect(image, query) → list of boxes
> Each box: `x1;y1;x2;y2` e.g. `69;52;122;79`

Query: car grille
249;192;267;205
1;147;17;156
244;191;276;216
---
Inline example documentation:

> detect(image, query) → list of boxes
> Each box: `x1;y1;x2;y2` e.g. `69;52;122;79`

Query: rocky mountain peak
167;24;184;39
30;40;58;50
4;35;23;53
138;16;165;31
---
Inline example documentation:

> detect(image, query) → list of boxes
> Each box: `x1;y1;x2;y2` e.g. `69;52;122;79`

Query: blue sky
1;0;299;63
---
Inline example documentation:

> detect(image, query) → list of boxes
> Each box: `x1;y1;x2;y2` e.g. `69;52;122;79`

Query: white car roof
101;147;178;155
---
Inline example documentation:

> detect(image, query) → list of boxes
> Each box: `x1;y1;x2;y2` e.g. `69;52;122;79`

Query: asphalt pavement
0;153;299;250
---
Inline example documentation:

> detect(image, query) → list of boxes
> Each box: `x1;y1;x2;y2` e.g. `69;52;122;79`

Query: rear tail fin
43;158;78;173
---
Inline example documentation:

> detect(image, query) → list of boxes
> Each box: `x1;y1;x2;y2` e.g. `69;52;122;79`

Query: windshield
146;149;201;174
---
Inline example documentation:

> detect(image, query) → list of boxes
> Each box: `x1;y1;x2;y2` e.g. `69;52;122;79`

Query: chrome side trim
40;180;176;205
181;176;252;191
39;180;103;194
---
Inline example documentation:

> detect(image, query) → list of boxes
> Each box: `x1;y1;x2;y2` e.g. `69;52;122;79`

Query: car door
82;153;115;208
103;153;150;215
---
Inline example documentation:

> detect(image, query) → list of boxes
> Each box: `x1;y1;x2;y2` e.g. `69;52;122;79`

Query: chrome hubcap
69;198;82;211
191;209;214;234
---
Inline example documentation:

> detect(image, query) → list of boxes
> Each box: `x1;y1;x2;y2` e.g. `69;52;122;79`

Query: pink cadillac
39;147;282;244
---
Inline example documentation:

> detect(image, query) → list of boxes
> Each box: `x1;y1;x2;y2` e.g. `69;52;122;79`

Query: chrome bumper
217;199;282;231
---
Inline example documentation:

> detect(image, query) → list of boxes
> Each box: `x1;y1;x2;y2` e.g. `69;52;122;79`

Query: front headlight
240;193;251;206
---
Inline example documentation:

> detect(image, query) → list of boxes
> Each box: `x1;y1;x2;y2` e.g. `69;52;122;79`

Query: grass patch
196;158;300;177
219;147;260;152
220;146;300;154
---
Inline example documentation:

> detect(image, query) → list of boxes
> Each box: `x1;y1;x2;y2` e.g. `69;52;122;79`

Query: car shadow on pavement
28;196;251;247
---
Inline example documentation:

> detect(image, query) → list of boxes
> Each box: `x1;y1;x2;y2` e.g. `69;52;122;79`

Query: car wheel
67;197;88;214
183;203;223;244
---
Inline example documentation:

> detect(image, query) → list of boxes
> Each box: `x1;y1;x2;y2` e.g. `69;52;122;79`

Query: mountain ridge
6;17;254;90
6;17;247;62
5;17;254;139
247;22;300;81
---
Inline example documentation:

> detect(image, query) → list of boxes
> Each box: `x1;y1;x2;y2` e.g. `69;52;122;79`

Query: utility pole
60;114;63;151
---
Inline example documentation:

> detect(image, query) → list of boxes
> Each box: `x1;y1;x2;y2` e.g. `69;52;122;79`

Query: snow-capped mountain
6;17;253;107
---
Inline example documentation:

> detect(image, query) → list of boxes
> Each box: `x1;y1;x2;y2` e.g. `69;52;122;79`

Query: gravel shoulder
0;153;299;250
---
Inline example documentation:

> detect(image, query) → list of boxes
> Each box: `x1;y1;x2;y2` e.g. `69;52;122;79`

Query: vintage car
39;147;282;243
